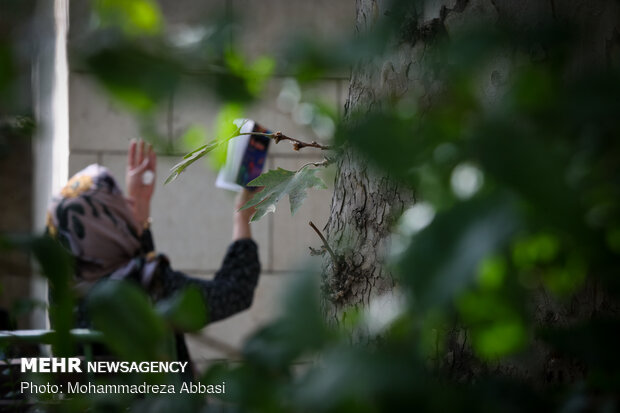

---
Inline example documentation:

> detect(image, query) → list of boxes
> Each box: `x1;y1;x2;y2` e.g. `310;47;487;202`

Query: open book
215;119;271;192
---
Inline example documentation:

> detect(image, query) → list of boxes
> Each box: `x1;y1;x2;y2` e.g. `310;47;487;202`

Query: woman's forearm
233;214;252;240
232;189;256;241
126;197;151;229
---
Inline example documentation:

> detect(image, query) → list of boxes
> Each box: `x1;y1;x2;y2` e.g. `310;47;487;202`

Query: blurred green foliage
87;280;172;361
1;0;620;411
156;286;208;332
94;0;163;36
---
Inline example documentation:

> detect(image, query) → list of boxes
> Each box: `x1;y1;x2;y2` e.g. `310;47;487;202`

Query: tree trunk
322;0;466;322
322;0;620;380
322;144;413;323
320;3;405;324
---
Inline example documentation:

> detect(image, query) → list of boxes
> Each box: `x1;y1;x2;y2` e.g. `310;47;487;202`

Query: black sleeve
140;228;155;254
156;239;261;323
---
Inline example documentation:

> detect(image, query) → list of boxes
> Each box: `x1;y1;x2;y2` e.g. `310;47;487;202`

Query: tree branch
309;221;337;265
248;131;331;151
298;158;331;171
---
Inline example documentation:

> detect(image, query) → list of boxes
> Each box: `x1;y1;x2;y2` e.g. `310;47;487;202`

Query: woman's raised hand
233;189;258;240
126;139;157;228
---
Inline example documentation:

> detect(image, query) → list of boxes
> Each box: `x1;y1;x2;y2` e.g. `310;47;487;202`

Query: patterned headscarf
47;164;157;294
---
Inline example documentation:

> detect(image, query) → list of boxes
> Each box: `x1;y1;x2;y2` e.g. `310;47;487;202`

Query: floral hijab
47;164;159;294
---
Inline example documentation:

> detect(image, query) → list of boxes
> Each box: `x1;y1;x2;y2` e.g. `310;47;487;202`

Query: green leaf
84;44;180;113
164;141;217;184
397;193;520;310
165;121;243;184
7;235;75;356
94;0;163;36
209;104;244;169
476;255;507;290
224;50;275;97
155;287;208;332
247;56;275;95
181;124;207;151
471;320;527;361
243;264;333;369
166;143;214;183
87;280;171;361
512;233;560;270
242;167;327;222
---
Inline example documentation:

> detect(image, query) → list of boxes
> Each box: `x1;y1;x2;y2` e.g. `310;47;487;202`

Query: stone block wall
68;0;353;371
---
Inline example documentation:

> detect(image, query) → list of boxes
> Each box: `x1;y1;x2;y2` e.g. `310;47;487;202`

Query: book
215;119;271;192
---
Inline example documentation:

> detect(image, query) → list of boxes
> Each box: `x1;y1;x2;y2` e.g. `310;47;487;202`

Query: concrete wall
68;0;353;371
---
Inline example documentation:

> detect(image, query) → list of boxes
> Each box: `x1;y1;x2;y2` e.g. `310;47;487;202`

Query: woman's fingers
129;140;156;178
128;139;137;169
148;144;157;171
131;144;157;182
137;140;145;165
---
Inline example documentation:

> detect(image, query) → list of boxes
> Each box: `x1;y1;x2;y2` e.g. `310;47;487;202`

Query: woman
46;139;260;369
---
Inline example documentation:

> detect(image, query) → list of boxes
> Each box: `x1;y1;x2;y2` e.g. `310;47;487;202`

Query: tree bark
322;144;413;324
322;0;620;381
320;2;403;325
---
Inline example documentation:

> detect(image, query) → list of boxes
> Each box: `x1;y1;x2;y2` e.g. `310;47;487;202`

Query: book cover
216;119;271;192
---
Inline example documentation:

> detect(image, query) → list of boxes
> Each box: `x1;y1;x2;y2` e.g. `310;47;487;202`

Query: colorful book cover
215;120;271;192
236;124;271;187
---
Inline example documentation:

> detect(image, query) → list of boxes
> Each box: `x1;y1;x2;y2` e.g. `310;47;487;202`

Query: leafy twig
165;129;331;184
252;131;331;151
298;158;331;171
309;221;337;265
